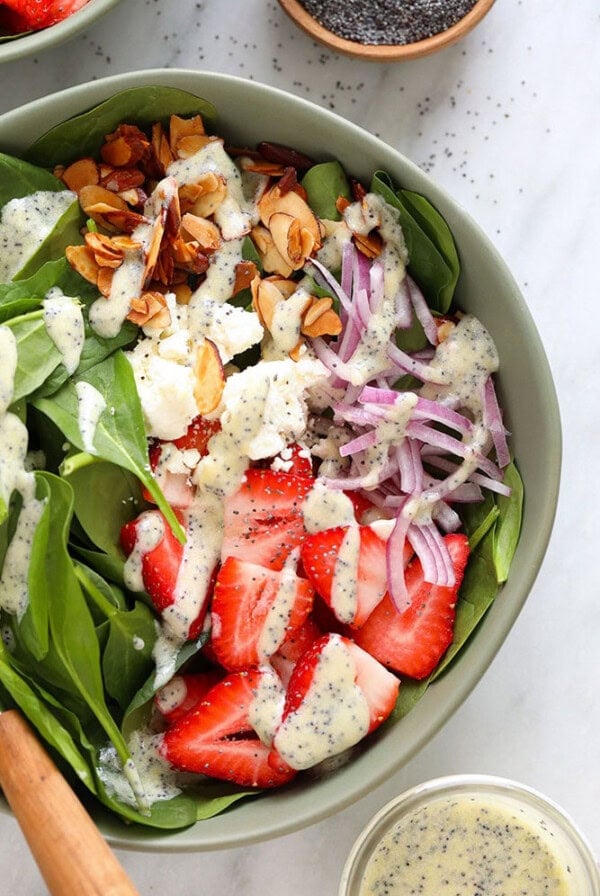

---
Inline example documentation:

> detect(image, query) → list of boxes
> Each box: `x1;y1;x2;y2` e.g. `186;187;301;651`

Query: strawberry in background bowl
0;70;561;850
0;0;120;63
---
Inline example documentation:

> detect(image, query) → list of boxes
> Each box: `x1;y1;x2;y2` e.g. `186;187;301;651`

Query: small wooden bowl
277;0;495;61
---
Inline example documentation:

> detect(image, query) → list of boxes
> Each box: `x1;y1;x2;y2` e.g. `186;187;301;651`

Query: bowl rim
277;0;496;61
0;0;121;65
0;68;562;851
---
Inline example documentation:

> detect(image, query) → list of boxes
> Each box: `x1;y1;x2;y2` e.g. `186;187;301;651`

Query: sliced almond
302;295;333;328
250;224;293;277
181;213;221;252
65;245;100;285
233;260;258;294
302;307;342;339
193;338;225;415
61;158;99;193
152;122;176;176
353;230;383;259
126;291;171;329
169;114;206;153
97;266;115;297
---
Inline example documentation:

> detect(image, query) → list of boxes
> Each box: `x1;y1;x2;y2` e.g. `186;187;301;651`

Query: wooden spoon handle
0;709;140;896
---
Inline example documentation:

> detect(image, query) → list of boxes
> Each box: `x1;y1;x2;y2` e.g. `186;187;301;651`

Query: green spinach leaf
25;87;218;168
302;160;351;221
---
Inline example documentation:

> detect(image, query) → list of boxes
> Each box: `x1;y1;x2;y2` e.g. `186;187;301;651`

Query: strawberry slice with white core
160;670;295;788
210;555;314;671
300;524;389;628
221;467;314;571
154;670;222;724
272;632;399;770
270;615;323;687
354;533;470;679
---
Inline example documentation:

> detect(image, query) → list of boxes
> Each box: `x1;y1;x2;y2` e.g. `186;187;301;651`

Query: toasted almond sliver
233;261;259;295
65;245;100;285
181;213;221;252
193;339;225;415
250;224;294;278
353;231;383;259
302;307;342;339
61;158;99;193
97;266;115;297
169;114;206;150
175;135;213;159
126;291;171;328
240;157;287;177
302;296;333;328
142;217;166;285
79;185;129;215
252;277;282;330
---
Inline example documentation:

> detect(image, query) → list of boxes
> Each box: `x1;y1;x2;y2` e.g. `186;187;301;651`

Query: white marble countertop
1;1;599;892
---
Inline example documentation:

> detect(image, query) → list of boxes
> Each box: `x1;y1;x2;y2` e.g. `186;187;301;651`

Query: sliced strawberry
345;490;378;524
270;615;323;687
143;416;220;506
210;556;314;671
221;468;314;571
120;510;184;613
269;442;314;477
353;533;470;680
272;632;399;770
300;525;389;628
154;670;223;724
0;0;88;32
172;415;221;453
160;670;296;788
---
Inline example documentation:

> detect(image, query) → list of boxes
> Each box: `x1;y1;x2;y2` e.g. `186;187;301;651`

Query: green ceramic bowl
0;70;561;851
0;0;120;65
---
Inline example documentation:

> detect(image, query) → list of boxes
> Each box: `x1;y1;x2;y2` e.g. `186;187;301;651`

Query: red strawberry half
143;415;221;507
210;556;314;671
272;632;399;770
270;615;323;687
160;670;296;788
300;525;389;628
354;533;470;680
154;670;223;724
221;468;314;571
120;510;184;614
0;0;88;32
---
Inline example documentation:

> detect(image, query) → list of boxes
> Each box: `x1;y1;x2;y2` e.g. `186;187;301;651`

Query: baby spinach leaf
15;198;83;282
6;311;63;401
32;351;184;542
492;461;524;583
22;472;137;780
0;152;64;207
0;647;96;792
0;257;95;323
63;457;144;557
25;87;218;169
371;171;458;313
16;474;52;661
302;160;351;221
75;564;156;711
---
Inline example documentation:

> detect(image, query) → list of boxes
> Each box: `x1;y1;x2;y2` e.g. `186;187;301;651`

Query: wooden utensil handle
0;710;140;896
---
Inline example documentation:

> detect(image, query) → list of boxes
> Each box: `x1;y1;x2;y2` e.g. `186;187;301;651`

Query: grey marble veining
1;1;599;893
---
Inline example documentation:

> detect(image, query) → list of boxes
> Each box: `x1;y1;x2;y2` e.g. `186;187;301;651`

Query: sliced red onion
388;342;448;384
339;429;379;457
482;376;511;468
413;397;473;434
394;277;413;329
387;512;412;612
406;274;439;346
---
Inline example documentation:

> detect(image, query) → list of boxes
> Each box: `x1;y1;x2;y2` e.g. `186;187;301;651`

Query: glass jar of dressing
339;775;600;896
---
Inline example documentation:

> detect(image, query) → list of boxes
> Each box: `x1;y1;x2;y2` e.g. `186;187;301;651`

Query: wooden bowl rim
277;0;496;60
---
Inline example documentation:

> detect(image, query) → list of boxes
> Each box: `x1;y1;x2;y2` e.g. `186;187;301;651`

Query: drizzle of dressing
0;326;46;619
75;380;107;455
330;525;361;624
273;634;370;770
302;479;357;533
42;287;85;374
0;190;76;282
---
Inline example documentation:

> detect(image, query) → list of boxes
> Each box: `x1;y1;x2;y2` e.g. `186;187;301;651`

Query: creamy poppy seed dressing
75;380;107;455
0;190;76;282
330;524;361;624
89;221;149;339
359;793;575;896
273;633;370;769
42;287;85;374
257;550;303;660
0;327;46;619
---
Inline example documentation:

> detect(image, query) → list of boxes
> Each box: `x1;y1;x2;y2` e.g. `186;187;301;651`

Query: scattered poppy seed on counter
299;0;478;45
